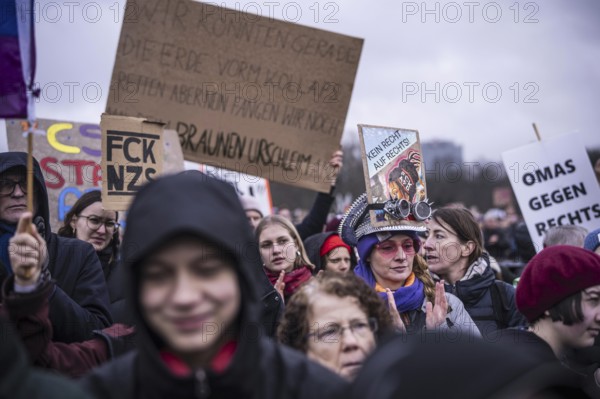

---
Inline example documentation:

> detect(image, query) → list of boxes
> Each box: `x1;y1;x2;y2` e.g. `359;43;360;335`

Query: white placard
502;133;600;252
184;161;272;217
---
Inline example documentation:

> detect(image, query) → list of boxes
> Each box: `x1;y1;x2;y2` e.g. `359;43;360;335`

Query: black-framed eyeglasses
78;215;120;231
0;179;28;197
307;318;378;344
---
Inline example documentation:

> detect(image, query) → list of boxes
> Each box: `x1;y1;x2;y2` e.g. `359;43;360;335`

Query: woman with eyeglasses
278;271;393;380
58;190;126;323
339;194;480;337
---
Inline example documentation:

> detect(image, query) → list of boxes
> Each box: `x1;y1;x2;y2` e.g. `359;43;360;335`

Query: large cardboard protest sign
106;0;363;193
6;119;103;232
502;133;600;252
185;161;272;216
358;124;427;228
101;114;164;210
7;118;184;230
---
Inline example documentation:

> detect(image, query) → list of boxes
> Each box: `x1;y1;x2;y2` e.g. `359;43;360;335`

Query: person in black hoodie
0;152;112;343
422;207;526;339
58;190;127;323
79;171;347;399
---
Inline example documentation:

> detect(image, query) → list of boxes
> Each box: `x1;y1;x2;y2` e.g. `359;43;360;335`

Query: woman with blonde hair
256;215;314;302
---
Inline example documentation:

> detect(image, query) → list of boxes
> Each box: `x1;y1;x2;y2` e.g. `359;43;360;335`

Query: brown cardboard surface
358;124;427;228
101;114;164;210
6;119;103;232
162;129;185;175
7;118;182;230
106;0;363;192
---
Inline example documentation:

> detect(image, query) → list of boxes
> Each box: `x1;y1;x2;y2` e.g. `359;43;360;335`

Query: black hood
0;152;51;239
303;232;336;273
121;170;263;349
304;232;357;274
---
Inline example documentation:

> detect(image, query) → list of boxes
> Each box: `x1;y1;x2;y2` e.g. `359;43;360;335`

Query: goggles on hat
358;198;432;223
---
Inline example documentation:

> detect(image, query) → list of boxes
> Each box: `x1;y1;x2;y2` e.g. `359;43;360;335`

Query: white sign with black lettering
502;133;600;252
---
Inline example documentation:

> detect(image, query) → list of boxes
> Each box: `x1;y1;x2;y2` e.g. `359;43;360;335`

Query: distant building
421;140;463;172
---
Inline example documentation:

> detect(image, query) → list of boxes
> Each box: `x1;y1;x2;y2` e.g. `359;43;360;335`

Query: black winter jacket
295;191;335;241
79;171;347;399
97;247;128;324
0;152;112;343
440;254;526;339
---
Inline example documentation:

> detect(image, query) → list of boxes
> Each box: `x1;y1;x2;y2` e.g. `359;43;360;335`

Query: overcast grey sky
20;0;600;161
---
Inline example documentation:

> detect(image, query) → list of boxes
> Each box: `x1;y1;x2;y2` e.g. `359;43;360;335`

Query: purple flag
0;0;36;118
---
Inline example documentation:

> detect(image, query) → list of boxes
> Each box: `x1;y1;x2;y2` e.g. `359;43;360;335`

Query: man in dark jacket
79;171;347;399
0;152;112;342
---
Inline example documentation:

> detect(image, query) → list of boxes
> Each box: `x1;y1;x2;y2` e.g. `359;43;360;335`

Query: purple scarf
354;260;425;313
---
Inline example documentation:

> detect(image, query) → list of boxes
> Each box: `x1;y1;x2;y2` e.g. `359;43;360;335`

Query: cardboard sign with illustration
6;119;104;232
358;124;428;228
502;133;600;252
101;114;164;210
106;0;363;193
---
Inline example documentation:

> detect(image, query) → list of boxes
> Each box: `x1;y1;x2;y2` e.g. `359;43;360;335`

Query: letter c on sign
47;123;80;154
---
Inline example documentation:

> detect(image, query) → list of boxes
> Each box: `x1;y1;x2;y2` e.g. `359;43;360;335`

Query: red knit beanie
516;245;600;323
320;234;351;257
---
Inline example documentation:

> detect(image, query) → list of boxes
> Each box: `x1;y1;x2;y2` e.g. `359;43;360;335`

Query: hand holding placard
9;212;47;286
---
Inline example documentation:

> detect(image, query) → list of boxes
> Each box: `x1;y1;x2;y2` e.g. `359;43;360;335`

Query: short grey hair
543;225;588;248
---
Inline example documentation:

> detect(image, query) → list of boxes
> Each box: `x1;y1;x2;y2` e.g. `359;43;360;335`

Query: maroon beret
516;245;600;322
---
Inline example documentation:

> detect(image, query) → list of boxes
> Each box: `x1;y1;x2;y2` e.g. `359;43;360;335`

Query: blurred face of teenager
0;169;37;225
325;247;351;273
552;286;600;350
139;237;241;359
70;201;117;252
259;224;298;273
367;234;416;290
245;210;262;231
306;294;376;380
423;218;468;276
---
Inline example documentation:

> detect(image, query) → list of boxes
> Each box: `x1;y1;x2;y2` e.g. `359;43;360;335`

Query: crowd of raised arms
1;150;600;399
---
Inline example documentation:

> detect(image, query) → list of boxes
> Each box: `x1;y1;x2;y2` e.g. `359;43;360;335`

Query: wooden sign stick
532;123;542;142
27;131;34;213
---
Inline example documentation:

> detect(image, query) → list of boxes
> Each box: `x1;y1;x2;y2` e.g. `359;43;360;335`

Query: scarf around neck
264;265;312;299
354;260;425;313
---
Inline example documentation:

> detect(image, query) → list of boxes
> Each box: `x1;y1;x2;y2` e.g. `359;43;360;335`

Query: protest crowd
1;147;600;399
2;1;600;398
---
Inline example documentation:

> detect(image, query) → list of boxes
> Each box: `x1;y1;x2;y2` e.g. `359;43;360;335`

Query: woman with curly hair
278;271;393;380
338;194;480;337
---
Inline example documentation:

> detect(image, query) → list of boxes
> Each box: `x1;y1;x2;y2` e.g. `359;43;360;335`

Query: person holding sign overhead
0;152;112;343
241;149;344;240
